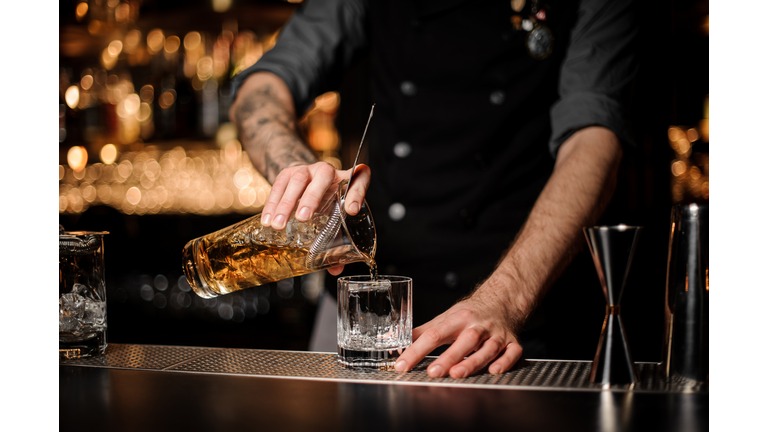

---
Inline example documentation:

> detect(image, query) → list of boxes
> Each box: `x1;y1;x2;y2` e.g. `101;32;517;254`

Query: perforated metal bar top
60;344;707;393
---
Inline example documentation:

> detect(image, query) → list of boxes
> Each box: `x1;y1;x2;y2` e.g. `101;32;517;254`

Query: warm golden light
164;35;181;54
108;40;123;57
140;84;154;103
126;187;142;205
686;128;699;142
212;0;233;13
124;29;141;54
75;2;88;20
65;86;80;109
101;48;118;70
137;103;152;122
115;3;130;23
107;0;120;7
158;90;176;109
184;32;202;51
67;146;88;172
59;165;65;181
216;123;237;148
147;29;165;54
667;126;684;143
80;74;94;91
124;94;140;115
233;169;252;189
689;166;701;180
197;57;214;81
100;144;118;164
671;160;686;177
675;138;691;154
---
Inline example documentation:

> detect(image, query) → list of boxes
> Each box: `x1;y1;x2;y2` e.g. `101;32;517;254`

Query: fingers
327;265;344;276
447;336;505;378
261;169;292;227
271;168;311;229
488;342;523;375
260;162;341;230
295;163;336;221
426;326;489;378
394;319;464;373
344;164;371;215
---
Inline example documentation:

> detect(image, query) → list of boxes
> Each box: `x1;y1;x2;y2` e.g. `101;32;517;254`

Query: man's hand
394;126;623;378
394;275;525;378
261;162;371;231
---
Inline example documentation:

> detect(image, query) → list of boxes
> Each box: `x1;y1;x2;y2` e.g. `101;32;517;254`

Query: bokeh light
67;146;88;172
124;29;142;54
147;29;165;54
108;40;123;57
101;144;118;164
197;57;214;81
158;90;176;109
184;32;202;51
65;86;80;109
75;2;88;21
115;3;131;23
140;84;154;103
212;0;233;13
164;35;181;54
80;75;94;91
671;160;686;177
126;187;142;205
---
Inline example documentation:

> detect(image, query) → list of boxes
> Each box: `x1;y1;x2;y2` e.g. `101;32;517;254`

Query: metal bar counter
60;344;708;432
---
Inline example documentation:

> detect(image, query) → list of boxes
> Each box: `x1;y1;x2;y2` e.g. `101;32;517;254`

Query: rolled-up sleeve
549;0;639;156
231;0;368;116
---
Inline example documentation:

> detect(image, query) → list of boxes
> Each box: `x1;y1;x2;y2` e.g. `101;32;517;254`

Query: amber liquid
195;236;369;297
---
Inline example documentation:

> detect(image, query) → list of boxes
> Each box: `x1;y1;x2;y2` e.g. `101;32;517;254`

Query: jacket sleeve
548;0;639;156
231;0;368;116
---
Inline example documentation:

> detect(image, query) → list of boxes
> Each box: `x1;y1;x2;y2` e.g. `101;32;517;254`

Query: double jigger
584;225;642;388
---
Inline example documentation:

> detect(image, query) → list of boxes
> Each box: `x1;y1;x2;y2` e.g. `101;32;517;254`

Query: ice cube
73;283;89;296
347;279;397;347
60;292;85;319
83;299;106;326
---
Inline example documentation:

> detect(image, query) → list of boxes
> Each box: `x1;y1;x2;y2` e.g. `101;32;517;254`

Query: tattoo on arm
233;84;316;183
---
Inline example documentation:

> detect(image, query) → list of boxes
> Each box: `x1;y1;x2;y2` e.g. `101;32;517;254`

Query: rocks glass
337;276;412;370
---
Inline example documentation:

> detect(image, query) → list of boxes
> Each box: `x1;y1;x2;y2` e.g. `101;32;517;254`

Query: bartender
230;0;638;379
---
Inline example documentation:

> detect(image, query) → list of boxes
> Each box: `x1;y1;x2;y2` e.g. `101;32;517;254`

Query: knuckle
464;327;483;344
290;168;310;183
456;309;475;321
424;328;442;344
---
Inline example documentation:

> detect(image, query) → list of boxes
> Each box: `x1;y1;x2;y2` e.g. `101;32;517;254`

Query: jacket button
393;142;412;158
388;203;406;221
400;81;417;96
490;90;506;105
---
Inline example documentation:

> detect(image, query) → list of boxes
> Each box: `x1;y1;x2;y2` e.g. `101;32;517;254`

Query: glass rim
60;231;110;237
337;275;412;283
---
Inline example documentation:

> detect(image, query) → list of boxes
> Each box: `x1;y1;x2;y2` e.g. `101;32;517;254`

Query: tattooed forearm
231;74;316;184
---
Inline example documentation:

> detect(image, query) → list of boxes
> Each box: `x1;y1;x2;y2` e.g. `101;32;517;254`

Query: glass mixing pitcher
182;181;376;298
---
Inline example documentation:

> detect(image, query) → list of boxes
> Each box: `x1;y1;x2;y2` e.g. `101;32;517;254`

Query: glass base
337;346;406;371
60;331;107;360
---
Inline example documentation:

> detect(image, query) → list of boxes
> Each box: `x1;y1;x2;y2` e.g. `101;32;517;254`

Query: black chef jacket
233;0;638;333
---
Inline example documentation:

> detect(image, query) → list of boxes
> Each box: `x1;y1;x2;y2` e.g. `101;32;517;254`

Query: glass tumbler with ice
337;276;412;370
59;229;109;360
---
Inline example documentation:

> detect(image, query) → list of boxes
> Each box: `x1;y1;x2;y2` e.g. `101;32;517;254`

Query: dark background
59;0;709;362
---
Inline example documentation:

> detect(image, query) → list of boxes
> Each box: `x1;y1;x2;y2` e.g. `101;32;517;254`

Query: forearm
229;72;317;184
476;126;623;334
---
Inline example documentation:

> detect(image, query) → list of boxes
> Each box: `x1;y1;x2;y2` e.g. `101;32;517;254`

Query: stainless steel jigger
584;225;642;388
